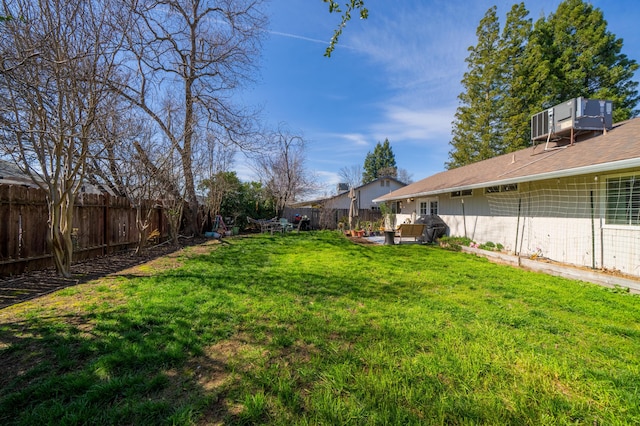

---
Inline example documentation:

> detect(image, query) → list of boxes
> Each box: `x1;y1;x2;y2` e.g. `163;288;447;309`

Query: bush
438;236;472;251
439;237;505;252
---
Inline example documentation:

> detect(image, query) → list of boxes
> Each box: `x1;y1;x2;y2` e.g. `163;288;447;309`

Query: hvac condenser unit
530;97;613;142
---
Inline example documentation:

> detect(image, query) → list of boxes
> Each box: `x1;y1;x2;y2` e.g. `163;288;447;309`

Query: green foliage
323;0;369;57
448;0;639;169
447;6;503;169
362;138;397;184
2;232;640;424
438;235;472;251
200;172;275;230
526;0;639;122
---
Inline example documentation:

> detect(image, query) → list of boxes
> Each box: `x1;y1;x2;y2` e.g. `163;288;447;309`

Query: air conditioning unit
531;97;613;142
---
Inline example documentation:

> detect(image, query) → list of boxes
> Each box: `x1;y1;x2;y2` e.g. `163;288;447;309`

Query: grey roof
0;160;38;187
290;176;407;207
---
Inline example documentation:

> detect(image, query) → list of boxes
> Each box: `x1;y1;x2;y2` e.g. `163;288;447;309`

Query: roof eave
373;157;640;202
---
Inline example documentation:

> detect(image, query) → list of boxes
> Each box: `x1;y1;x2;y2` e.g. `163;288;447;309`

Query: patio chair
279;218;294;233
248;216;279;233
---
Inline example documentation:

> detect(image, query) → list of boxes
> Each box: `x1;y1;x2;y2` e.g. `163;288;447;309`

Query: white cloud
371;104;456;144
315;170;341;185
333;132;369;146
346;2;479;93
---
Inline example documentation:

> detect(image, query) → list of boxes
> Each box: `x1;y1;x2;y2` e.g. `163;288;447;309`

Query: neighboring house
374;118;640;278
0;159;112;195
0;160;38;188
292;176;407;210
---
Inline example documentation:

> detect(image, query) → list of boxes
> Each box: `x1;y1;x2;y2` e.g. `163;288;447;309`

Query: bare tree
198;134;236;232
397;168;413;185
338;164;363;189
110;0;267;237
0;0;123;277
88;108;169;255
254;126;318;217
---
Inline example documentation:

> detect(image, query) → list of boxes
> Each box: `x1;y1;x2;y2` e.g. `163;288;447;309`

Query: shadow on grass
0;232;430;424
10;231;622;424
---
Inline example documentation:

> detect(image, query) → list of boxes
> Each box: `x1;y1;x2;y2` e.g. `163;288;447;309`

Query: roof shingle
376;118;640;201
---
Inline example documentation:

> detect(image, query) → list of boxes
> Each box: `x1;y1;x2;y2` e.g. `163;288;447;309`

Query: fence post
103;193;109;255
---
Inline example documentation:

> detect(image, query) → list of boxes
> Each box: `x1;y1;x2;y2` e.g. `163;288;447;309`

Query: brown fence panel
0;184;172;277
0;185;19;261
73;193;107;260
21;186;48;259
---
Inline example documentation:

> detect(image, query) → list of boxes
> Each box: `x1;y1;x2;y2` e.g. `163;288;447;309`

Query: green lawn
1;231;639;425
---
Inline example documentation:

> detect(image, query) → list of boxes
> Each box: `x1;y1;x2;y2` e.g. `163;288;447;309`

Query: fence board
282;207;381;230
0;185;171;276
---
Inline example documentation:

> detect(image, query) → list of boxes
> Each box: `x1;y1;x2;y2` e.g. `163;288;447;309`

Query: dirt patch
0;237;215;310
349;236;379;245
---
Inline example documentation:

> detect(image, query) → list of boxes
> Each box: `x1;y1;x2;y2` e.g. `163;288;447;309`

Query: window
430;201;439;215
485;183;518;194
451;189;472;198
419;200;438;215
606;175;640;225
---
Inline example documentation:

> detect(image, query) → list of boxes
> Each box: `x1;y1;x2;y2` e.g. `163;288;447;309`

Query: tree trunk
48;190;74;278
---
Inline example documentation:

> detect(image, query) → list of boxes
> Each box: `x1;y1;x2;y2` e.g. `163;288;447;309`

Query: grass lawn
1;231;639;425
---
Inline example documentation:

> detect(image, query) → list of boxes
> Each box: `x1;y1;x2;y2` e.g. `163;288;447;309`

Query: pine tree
362;138;397;184
447;0;639;169
446;6;502;169
498;3;533;153
527;0;639;123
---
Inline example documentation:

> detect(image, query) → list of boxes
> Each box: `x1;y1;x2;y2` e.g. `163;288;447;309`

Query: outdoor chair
279;218;294;233
248;217;279;233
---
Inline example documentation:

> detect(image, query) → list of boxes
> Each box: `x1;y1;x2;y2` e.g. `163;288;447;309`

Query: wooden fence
0;185;170;276
282;207;382;230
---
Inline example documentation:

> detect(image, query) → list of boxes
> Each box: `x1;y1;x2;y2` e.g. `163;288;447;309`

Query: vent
531;97;613;142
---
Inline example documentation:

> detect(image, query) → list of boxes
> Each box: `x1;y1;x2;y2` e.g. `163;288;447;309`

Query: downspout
515;198;522;266
518;191;529;264
461;199;467;238
596;176;604;270
590;190;596;269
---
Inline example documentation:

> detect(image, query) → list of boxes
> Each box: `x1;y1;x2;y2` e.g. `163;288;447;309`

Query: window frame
450;189;472;198
604;173;640;227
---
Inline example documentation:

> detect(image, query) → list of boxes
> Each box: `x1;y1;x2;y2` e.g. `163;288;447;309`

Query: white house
292;176;406;210
374;118;640;278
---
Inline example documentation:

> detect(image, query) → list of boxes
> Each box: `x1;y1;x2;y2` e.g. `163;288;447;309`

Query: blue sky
238;0;640;196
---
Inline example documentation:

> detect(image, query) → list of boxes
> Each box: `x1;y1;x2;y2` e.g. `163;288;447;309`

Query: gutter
373;157;640;202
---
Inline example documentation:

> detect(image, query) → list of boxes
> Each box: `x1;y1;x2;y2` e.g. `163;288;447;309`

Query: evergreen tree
498;3;533;153
526;0;639;123
362;138;397;184
447;0;639;169
447;6;502;169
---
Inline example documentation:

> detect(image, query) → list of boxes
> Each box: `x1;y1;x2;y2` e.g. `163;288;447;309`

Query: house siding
326;179;405;210
395;174;640;277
